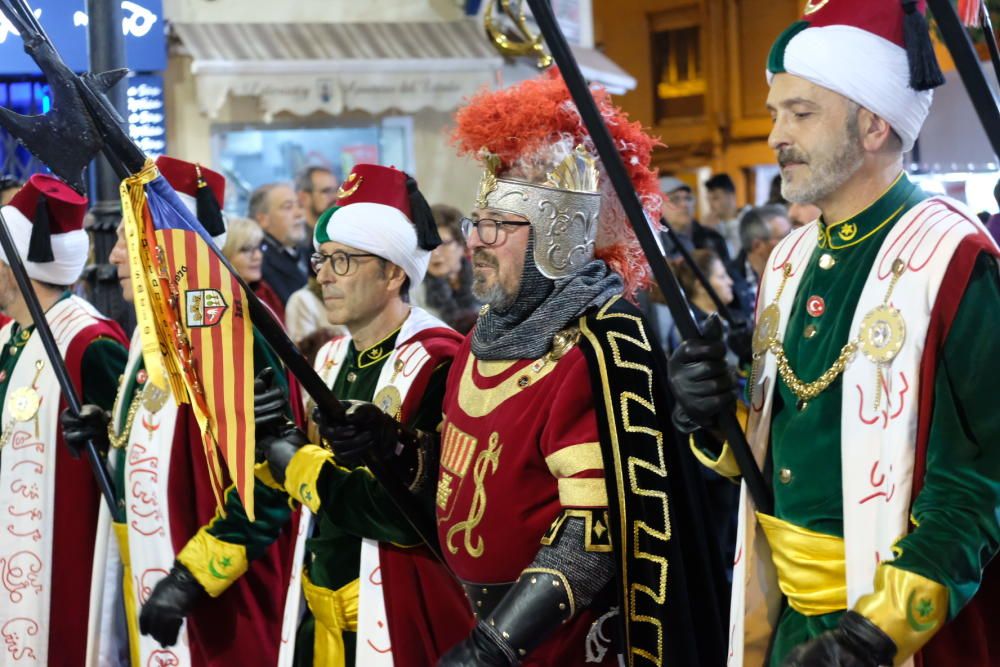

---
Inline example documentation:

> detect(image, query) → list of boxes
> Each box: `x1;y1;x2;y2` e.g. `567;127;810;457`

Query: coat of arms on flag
186;289;228;327
120;161;257;519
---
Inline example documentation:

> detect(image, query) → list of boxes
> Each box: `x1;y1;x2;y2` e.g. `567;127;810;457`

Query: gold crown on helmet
475;145;601;279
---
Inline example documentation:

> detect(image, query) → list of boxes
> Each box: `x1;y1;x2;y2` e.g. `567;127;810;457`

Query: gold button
819;253;836;270
804;325;817;339
9;346;17;355
779;468;793;484
346;372;357;382
517;375;529;388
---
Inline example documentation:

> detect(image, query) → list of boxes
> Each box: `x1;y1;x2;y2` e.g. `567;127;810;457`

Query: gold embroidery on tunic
545;442;603;478
445;432;502;558
456;350;559;417
579;296;668;667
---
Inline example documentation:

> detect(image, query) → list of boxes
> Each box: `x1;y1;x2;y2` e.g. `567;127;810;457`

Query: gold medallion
8;386;40;422
753;303;781;355
860;305;906;364
373;385;402;419
141;381;170;414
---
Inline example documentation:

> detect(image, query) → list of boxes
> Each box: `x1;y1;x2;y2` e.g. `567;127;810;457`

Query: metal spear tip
0;3;109;194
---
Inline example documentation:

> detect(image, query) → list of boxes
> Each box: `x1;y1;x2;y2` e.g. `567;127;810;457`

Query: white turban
0;205;88;285
314;202;430;287
768;25;933;152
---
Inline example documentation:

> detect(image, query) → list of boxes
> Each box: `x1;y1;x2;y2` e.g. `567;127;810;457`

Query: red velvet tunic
437;335;615;665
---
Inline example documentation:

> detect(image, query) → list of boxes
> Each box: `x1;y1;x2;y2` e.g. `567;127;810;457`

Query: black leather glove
139;562;205;648
59;404;111;458
667;313;735;430
259;425;309;485
253;367;289;439
782;611;897;667
438;622;514;666
312;401;401;469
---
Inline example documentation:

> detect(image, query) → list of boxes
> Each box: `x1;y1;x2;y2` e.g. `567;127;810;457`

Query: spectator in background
294;166;338;238
249;182;309;302
704;173;749;256
0;176;22;206
788;201;821;228
766;173;787;205
285;266;337;344
413;203;480;333
736;204;791;302
660;176;732;264
222;216;286;321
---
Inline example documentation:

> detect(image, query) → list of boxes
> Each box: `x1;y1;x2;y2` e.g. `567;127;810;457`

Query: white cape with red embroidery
728;197;994;667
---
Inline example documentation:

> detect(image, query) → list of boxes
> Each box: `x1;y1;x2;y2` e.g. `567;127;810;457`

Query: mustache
778;148;808;167
472;249;499;269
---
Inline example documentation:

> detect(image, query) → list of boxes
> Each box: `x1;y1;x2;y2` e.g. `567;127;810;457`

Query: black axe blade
0;28;124;194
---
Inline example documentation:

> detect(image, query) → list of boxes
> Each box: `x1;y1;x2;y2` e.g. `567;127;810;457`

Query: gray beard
782;117;865;205
472;273;517;311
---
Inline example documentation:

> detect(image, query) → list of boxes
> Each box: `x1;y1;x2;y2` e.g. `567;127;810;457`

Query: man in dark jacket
250;182;309;302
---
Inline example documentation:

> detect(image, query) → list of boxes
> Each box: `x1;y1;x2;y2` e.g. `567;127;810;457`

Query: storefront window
212;117;414;214
650;4;705;123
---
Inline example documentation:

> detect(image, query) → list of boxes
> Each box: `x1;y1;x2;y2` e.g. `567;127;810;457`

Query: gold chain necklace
751;258;907;408
108;393;143;449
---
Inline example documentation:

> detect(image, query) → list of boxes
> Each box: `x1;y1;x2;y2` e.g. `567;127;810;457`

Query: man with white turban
668;1;1000;666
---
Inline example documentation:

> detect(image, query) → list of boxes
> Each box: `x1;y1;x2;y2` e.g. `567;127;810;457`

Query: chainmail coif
471;236;623;361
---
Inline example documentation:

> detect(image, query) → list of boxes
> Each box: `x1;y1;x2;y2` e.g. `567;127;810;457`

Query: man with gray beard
667;2;1000;667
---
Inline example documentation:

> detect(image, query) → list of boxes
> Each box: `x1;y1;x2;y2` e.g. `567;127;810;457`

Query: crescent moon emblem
906;590;937;633
141;413;160;432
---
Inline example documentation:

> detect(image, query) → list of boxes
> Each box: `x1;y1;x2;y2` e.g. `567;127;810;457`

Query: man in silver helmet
312;73;728;667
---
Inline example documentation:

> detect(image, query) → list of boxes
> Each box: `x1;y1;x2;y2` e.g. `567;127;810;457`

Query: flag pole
525;0;773;514
0;208;118;516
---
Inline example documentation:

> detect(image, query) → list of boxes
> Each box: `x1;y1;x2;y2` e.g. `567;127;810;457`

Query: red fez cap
335;164;412;220
156;155;225;208
9;174;88;234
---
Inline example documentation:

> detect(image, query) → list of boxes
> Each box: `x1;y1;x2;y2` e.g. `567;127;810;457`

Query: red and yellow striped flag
120;161;257;519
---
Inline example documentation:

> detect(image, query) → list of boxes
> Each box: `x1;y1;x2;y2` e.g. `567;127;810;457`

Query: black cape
578;295;728;667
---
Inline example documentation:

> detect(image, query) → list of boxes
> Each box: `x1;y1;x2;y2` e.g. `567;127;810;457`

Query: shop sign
127;73;166;157
0;0;165;75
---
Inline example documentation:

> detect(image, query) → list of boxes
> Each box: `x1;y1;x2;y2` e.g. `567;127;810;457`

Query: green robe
756;176;1000;663
200;327;447;666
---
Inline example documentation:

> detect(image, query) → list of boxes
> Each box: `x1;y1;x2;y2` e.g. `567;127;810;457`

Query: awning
573;46;636;95
172;21;504;119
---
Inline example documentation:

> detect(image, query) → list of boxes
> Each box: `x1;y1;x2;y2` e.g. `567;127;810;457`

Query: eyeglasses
310;250;380;276
460;217;530;246
237;243;263;255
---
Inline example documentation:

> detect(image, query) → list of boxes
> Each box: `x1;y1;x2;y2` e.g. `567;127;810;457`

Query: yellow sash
301;570;360;666
113;522;142;667
756;512;847;616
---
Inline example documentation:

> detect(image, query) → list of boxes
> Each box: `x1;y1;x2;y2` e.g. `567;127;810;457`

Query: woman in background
412;204;480;333
222;216;285;321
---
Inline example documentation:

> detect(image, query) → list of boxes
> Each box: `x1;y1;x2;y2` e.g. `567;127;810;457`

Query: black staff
526;0;773;513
